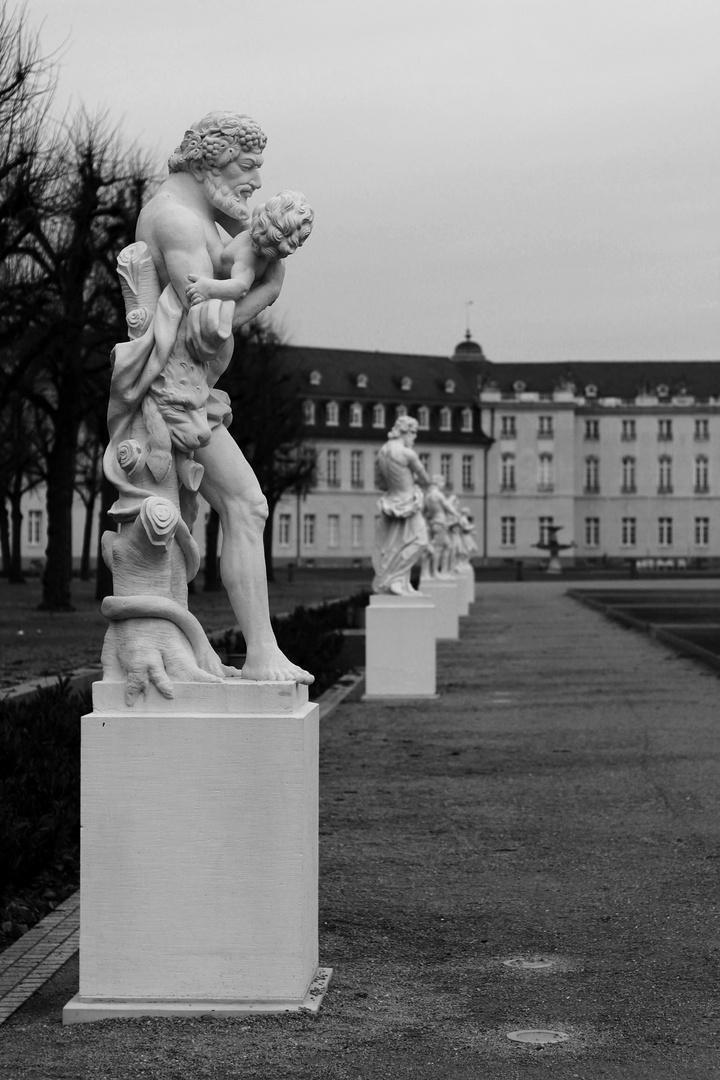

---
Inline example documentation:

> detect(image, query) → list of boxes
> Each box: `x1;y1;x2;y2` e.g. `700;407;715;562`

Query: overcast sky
29;0;720;361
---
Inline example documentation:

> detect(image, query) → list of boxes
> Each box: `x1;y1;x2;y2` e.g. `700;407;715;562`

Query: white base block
418;579;460;640
458;563;476;610
364;594;436;698
64;679;320;1022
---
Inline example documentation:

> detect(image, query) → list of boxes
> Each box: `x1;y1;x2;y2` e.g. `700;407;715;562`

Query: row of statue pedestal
365;563;476;699
63;566;476;1024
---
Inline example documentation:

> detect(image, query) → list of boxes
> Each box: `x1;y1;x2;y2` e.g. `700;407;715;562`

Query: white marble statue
371;416;431;595
457;505;479;563
421;474;460;578
101;111;314;704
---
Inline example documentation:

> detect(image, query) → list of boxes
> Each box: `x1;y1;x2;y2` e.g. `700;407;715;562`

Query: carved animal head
146;354;213;458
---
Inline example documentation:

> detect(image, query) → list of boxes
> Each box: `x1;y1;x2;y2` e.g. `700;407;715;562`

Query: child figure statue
186;190;313;307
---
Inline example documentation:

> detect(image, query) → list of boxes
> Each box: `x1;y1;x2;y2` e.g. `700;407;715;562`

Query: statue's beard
202;172;250;222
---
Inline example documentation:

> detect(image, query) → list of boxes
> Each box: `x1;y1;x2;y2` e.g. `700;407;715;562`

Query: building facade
14;342;720;569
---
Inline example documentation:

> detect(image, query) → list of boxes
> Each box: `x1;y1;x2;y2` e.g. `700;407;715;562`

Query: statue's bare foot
241;644;314;685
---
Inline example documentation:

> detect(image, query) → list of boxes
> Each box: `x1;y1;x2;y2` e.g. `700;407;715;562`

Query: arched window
537;453;554;492
621;456;636;493
326;401;339;426
584;456;600;493
356;373;368;388
501;453;516;492
439;407;452;432
372;403;385;428
302;400;316;425
658;455;673;494
694;455;709;493
400;376;412;391
396;404;408;419
461;407;473;432
349;402;363;428
444;379;456;394
309;370;322;386
417;405;430;430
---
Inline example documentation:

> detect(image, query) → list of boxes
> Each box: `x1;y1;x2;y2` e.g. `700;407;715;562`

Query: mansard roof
278;345;481;405
470;359;720;401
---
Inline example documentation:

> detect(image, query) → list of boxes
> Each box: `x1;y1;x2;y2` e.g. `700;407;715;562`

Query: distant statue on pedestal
421;475;459;578
102;111;315;704
533;524;574;575
372;416;431;595
455;504;478;567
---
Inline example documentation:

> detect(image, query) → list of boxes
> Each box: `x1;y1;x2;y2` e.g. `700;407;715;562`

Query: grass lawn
0;568;369;690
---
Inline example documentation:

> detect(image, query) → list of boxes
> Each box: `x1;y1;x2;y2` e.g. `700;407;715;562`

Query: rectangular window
621;517;636;546
500;415;516;439
419;451;431;473
278;513;291;547
461;408;473;433
658;456;673;494
350;449;364;489
349;403;363;428
461;454;474;491
538;516;554;545
439;407;452;432
658;516;673;546
417;406;430;430
372;403;385;428
326;401;339;426
326;449;340;488
351;514;363;548
302;514;316;547
538;415;554;438
694;455;709;493
327;514;340;549
695;517;710;546
440;453;452;487
621;419;636;442
584;419;599;441
27;509;42;546
658;419;673;441
500;516;516;547
585;517;600;547
695;418;709;441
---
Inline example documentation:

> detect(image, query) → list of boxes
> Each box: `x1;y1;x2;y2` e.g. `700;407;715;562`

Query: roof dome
453;330;485;359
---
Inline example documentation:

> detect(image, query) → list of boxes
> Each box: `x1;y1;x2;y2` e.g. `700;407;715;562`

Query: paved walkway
1;579;719;1079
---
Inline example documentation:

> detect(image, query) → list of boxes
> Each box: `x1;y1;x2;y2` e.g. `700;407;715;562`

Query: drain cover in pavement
503;957;554;970
507;1029;569;1045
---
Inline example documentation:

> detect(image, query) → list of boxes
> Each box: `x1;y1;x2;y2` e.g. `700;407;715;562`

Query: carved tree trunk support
63;679;330;1023
363;593;438;700
417;577;460;641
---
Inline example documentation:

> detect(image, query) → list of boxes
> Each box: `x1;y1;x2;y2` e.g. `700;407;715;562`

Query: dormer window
372;403;385;428
439;407;452;432
657;384;670;399
585;384;598;399
309;370;322;386
400;376;412;392
444;379;456;394
417;405;430;430
356;373;368;389
513;380;526;394
302;400;316;425
461;407;473;432
349;402;363;428
326;401;339;426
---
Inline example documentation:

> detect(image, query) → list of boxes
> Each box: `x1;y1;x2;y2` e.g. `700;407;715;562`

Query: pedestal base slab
365;594;436;698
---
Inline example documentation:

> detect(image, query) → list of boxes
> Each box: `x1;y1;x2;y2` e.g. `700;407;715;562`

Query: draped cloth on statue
104;279;233;525
372;488;429;594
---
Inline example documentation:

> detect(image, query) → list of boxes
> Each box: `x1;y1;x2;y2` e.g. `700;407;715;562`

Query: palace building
15;337;720;570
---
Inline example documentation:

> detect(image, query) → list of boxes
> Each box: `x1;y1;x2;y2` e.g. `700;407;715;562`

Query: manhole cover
507;1029;570;1045
503;957;554;970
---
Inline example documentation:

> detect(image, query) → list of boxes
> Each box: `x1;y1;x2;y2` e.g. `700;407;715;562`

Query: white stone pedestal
63;679;329;1024
457;562;476;611
364;593;437;699
419;578;460;640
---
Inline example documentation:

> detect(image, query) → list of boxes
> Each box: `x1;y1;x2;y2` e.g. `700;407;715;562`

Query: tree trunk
79;486;97;580
8;471;25;584
95;472;115;601
0;497;11;576
39;427;78;610
203;507;221;591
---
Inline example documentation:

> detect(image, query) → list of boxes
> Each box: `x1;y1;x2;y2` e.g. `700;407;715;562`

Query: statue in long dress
101;111;315;704
371;416;431;595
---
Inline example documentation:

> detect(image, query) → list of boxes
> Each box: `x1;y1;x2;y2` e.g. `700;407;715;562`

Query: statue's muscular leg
195;424;313;684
